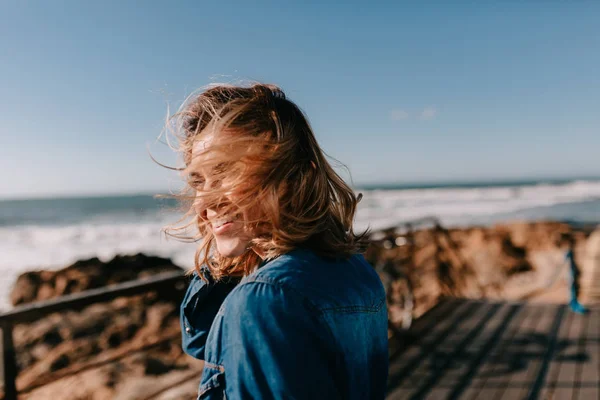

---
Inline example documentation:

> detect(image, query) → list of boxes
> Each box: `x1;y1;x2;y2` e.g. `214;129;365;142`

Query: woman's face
190;134;259;259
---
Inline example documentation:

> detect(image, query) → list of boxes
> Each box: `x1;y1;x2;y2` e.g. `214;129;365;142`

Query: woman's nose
206;208;218;220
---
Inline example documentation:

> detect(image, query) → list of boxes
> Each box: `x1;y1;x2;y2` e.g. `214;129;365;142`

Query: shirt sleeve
219;281;341;400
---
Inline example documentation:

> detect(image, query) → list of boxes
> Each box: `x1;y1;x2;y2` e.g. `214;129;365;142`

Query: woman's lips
212;221;234;234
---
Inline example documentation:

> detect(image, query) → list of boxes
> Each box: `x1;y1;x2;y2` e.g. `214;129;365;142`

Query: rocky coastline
3;221;599;399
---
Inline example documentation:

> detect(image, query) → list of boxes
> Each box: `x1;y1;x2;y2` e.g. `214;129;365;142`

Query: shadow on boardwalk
387;299;599;400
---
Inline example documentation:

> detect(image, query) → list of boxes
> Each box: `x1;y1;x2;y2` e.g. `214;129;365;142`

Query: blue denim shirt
181;248;389;399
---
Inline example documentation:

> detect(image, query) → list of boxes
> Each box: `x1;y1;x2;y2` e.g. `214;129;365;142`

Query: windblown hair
164;83;368;279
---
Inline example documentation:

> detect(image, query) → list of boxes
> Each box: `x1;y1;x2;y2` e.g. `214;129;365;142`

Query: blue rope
565;249;588;314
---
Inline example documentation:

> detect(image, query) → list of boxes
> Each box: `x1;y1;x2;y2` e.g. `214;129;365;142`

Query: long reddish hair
164;83;368;279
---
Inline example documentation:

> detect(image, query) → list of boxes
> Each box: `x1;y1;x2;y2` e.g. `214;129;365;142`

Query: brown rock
37;283;56;302
49;354;70;372
30;343;53;361
131;354;174;376
145;303;177;332
10;271;42;306
10;253;184;307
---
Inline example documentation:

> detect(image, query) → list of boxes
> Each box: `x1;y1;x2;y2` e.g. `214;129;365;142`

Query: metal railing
0;271;187;400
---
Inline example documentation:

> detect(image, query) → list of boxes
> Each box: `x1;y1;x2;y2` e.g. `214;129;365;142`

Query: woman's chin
215;238;248;258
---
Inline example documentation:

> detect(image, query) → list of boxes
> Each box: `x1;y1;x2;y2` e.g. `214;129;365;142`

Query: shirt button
185;326;191;334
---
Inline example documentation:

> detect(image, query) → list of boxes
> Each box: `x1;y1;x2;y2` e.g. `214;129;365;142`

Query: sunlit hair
163;82;368;279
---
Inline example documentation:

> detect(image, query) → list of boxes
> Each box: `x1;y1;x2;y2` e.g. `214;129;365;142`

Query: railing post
0;271;186;399
1;320;18;400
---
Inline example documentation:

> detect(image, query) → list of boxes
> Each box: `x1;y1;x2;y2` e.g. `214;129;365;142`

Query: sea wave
0;221;197;310
359;180;600;230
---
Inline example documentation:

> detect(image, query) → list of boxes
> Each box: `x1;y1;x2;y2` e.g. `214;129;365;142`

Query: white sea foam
0;220;197;311
358;180;600;231
1;180;599;310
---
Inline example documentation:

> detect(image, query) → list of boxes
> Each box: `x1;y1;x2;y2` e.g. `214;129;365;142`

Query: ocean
1;178;600;310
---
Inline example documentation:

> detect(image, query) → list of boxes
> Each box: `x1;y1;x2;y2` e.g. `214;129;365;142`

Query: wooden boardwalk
387;298;600;400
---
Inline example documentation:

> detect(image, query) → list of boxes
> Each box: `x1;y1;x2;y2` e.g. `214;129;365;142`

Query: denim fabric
180;268;240;360
181;248;389;399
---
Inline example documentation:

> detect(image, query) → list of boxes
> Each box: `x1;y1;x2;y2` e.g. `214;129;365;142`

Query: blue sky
1;1;599;198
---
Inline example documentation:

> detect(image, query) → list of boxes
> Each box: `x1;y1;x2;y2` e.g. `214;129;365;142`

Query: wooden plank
499;304;558;399
423;302;503;400
385;300;595;400
550;310;588;400
470;304;545;399
408;302;494;389
525;304;568;400
387;300;480;397
460;303;531;400
444;303;522;400
388;299;470;377
577;306;599;400
537;307;573;400
387;300;484;399
525;305;567;400
403;302;501;398
389;298;461;360
425;303;519;400
494;304;545;399
421;303;498;385
437;303;508;386
410;298;463;336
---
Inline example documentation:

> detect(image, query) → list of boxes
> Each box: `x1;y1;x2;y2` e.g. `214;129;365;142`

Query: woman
167;83;388;399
